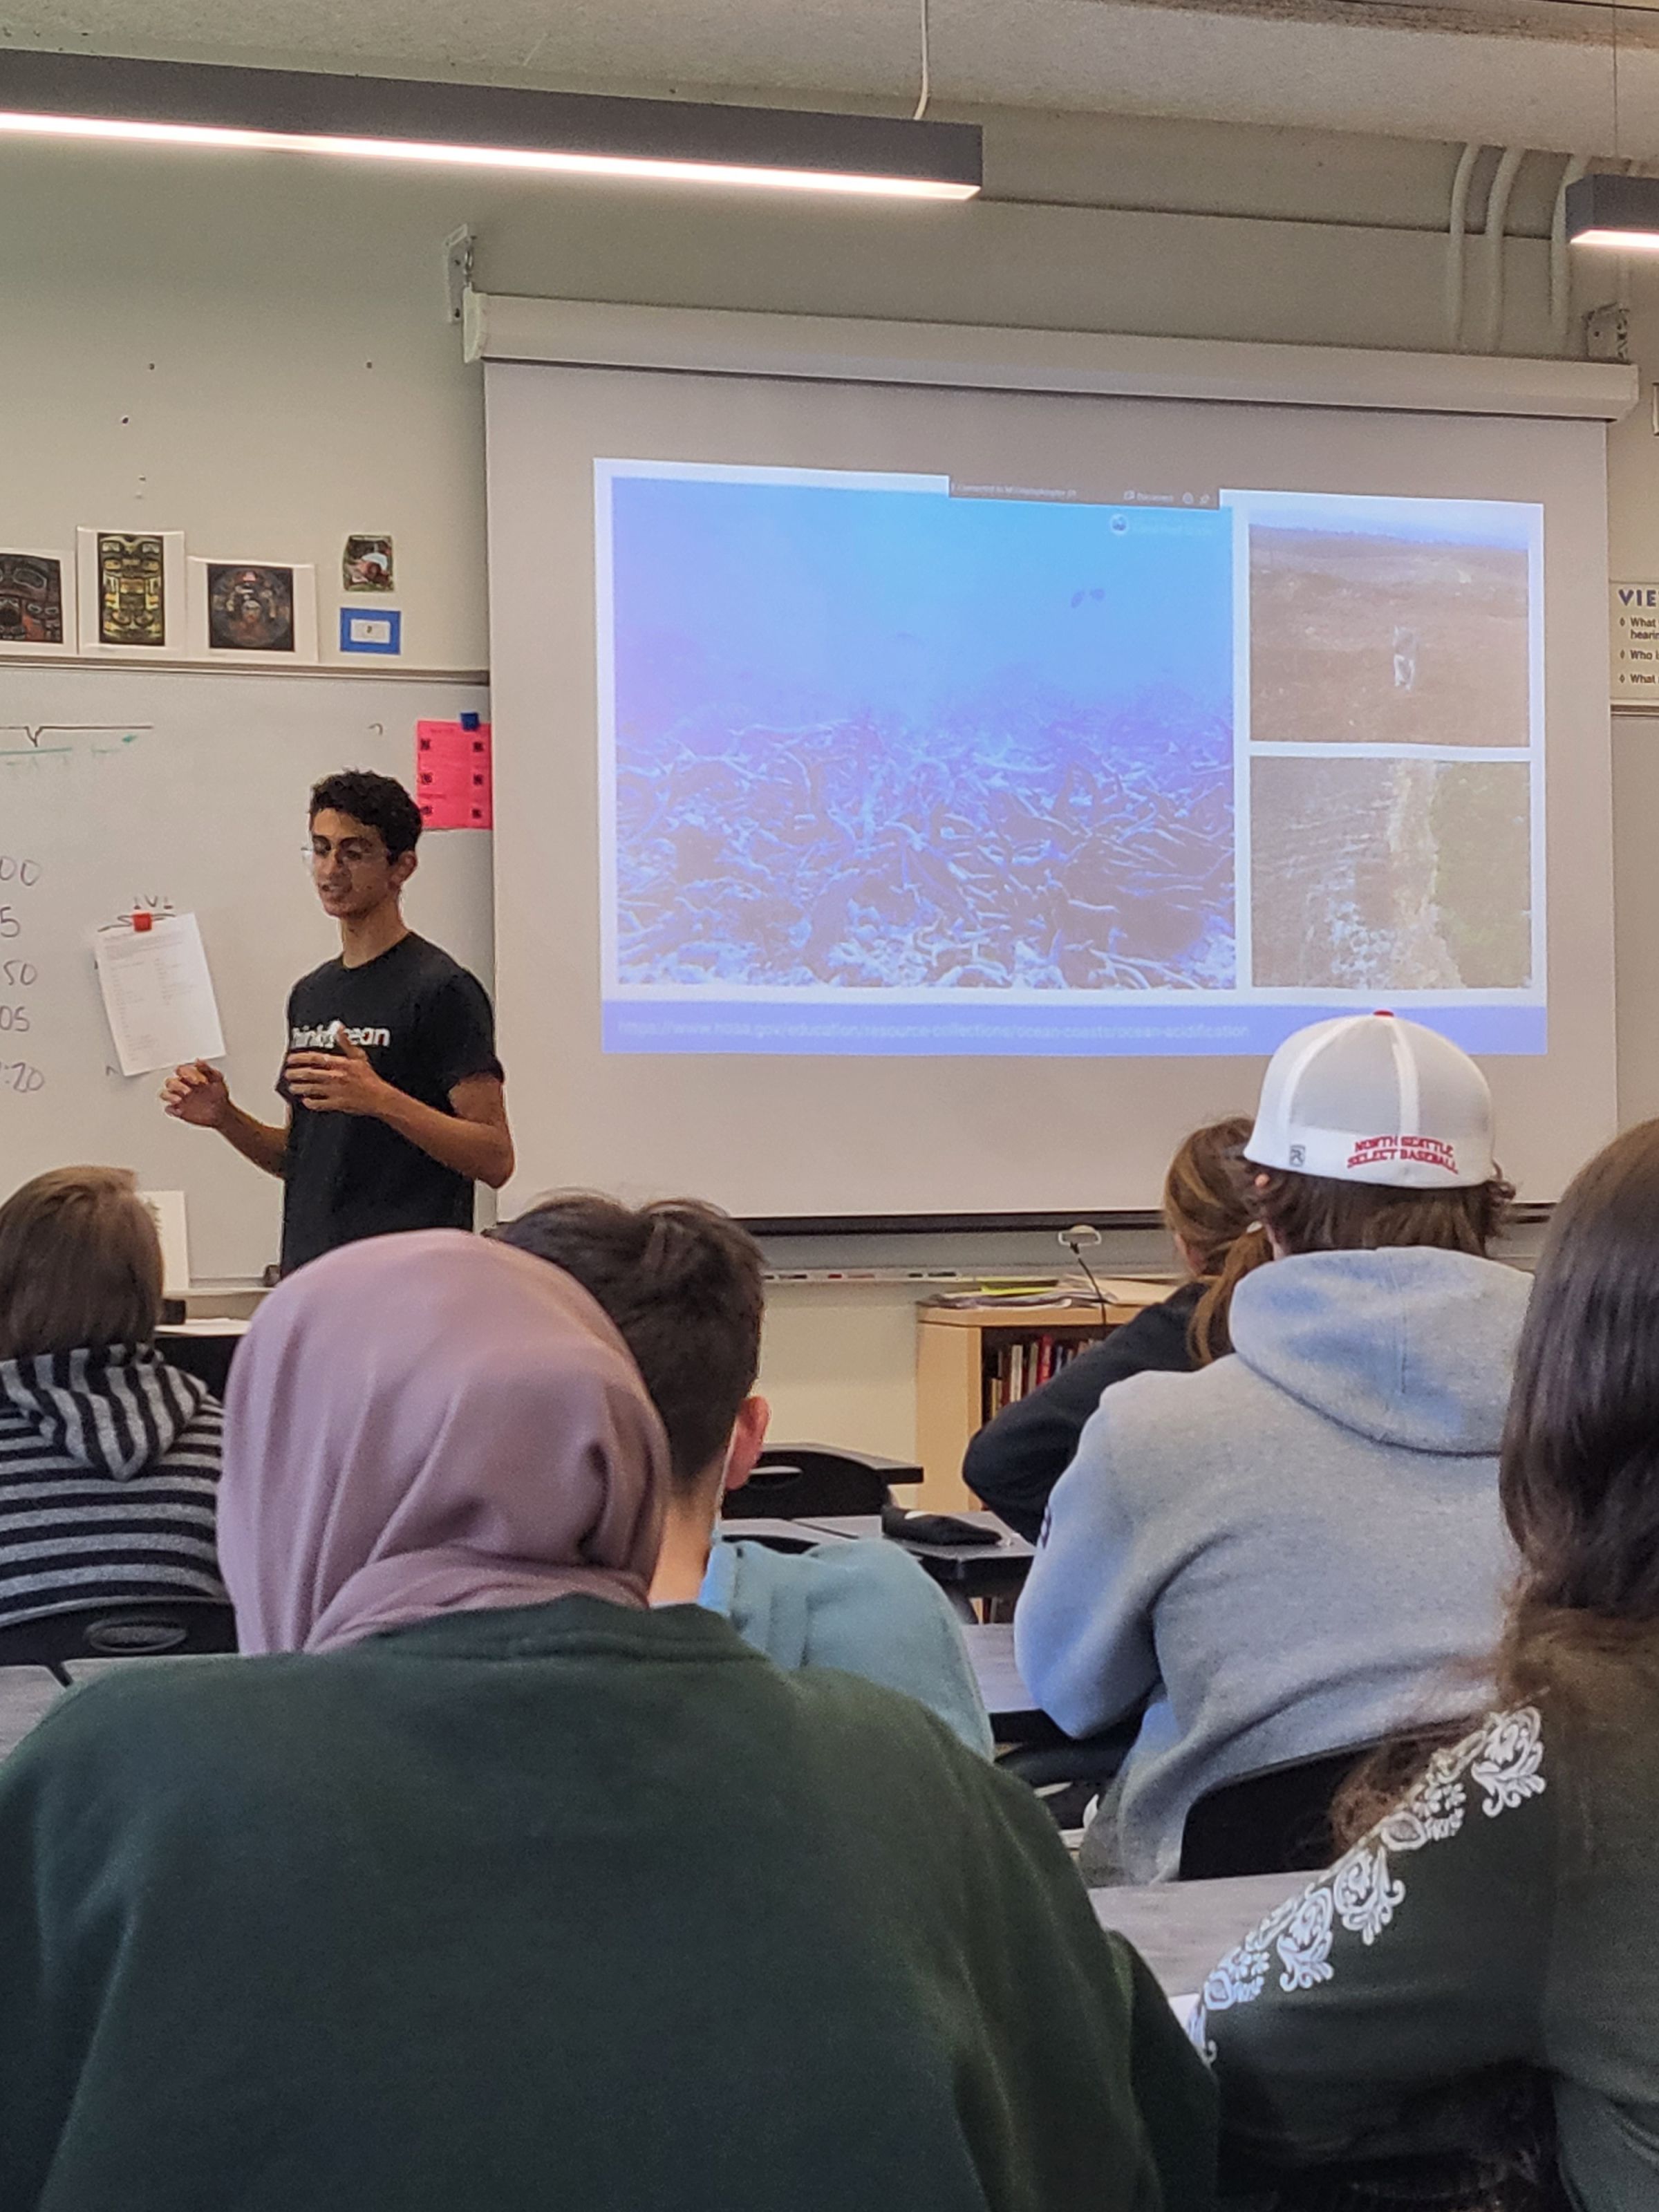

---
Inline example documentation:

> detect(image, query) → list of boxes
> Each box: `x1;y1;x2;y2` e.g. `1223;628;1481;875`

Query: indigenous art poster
208;563;295;652
75;529;185;655
99;534;165;646
187;558;318;663
0;552;70;653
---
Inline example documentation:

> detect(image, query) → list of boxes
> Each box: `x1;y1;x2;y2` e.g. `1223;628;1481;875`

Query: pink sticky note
415;720;493;830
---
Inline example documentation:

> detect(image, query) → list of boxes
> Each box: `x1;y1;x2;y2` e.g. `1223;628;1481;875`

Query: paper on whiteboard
94;914;225;1078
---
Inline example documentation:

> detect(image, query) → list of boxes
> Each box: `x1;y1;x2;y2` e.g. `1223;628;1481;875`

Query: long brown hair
1335;1121;1659;1848
1497;1118;1659;1705
0;1166;163;1360
1163;1116;1272;1365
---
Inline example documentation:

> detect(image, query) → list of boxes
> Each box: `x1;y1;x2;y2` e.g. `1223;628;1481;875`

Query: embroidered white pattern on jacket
1192;1707;1545;2051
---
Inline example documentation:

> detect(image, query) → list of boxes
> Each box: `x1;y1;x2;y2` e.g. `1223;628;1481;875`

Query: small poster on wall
76;529;187;655
343;534;395;591
0;550;73;655
188;559;318;663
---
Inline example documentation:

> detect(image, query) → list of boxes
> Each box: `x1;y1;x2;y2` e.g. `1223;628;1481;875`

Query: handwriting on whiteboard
0;853;42;1094
0;724;150;757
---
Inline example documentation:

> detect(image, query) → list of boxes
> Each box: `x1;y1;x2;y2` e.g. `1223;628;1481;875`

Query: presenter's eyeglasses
306;835;386;871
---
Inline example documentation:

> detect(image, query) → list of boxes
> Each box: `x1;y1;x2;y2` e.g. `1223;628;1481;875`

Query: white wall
0;106;1645;1459
0;113;1584;683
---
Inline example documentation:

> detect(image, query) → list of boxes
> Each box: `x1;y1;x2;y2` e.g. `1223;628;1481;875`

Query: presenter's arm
159;1061;289;1178
283;1038;514;1188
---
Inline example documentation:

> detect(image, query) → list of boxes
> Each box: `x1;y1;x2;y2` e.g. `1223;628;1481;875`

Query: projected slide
597;465;1543;1056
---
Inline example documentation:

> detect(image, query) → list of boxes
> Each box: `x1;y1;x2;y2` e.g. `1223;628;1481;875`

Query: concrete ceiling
3;0;1659;159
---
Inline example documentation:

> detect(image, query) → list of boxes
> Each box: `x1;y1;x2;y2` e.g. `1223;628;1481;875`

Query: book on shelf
981;1325;1113;1425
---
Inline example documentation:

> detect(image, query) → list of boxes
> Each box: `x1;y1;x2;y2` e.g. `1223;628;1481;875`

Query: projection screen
483;333;1618;1217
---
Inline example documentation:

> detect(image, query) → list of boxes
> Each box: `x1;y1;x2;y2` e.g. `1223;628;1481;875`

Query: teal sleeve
1196;1707;1554;2187
796;1541;995;1756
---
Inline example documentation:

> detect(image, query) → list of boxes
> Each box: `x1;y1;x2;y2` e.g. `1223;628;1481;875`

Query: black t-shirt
277;933;503;1276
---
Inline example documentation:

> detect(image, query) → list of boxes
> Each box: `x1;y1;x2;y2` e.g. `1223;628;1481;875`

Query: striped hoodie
0;1347;227;1629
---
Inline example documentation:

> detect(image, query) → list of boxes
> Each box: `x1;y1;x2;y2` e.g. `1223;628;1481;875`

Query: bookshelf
915;1288;1172;1510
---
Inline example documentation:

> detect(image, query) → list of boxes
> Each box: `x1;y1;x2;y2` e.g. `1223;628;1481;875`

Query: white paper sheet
137;1188;191;1298
94;914;225;1078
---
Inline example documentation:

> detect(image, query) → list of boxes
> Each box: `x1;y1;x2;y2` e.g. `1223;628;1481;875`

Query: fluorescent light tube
0;51;982;201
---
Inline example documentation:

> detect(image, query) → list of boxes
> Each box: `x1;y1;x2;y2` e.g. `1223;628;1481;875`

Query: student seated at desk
1196;1120;1659;2212
0;1232;1217;2211
495;1194;992;1755
964;1116;1272;1541
1017;1014;1530;1884
0;1166;225;1629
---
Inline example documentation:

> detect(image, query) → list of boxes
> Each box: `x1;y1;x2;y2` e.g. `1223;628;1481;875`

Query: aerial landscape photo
1250;755;1533;991
1249;521;1532;748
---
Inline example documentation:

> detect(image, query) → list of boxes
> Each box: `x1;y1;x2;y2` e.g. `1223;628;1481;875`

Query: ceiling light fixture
0;50;982;202
1565;171;1659;250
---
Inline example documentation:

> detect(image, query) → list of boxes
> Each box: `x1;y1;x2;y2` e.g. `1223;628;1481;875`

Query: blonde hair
0;1167;163;1360
1162;1116;1272;1365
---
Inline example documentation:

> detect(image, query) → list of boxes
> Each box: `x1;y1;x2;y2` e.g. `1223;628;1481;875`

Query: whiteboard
0;666;491;1284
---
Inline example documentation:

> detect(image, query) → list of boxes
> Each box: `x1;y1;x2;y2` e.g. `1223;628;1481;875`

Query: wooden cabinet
915;1295;1164;1509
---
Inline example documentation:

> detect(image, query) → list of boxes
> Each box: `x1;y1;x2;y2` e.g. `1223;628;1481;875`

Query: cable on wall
914;0;932;122
1446;142;1483;350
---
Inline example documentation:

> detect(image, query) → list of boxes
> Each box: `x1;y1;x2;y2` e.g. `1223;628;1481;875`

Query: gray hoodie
1014;1246;1533;1882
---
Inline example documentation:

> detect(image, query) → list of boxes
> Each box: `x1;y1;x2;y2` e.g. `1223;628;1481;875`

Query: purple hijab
219;1231;668;1655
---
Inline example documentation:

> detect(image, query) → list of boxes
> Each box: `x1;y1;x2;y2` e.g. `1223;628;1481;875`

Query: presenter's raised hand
160;1059;232;1129
284;1030;390;1118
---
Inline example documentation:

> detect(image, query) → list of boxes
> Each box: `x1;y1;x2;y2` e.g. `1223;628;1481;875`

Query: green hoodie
0;1595;1215;2212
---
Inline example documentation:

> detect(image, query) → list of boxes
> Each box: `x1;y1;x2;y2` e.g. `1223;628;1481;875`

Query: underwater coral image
606;475;1235;995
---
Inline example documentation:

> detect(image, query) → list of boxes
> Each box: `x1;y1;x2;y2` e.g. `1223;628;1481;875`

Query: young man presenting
161;771;512;1275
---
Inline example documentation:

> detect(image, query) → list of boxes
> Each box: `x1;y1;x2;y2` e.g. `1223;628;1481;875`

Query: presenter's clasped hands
283;1031;391;1118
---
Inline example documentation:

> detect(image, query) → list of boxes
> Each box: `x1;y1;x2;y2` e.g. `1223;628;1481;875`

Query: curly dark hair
308;770;423;860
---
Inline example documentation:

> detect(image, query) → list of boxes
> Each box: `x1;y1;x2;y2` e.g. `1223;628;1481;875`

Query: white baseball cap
1243;1013;1496;1189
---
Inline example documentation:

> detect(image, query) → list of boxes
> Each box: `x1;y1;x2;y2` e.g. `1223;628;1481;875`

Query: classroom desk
962;1620;1076;1749
0;1668;64;1761
156;1320;250;1400
1090;1870;1307;2000
713;1520;839;1555
797;1511;1035;1602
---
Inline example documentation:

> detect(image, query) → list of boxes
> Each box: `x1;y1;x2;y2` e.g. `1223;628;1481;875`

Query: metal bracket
444;226;476;324
1586;302;1631;366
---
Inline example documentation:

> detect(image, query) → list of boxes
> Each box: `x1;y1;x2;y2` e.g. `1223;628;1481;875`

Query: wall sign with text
1612;581;1659;703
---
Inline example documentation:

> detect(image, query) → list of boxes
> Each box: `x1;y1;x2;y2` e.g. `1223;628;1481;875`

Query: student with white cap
1015;1012;1533;1884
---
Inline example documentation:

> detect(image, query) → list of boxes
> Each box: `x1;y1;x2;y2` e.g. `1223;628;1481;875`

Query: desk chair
996;1719;1140;1830
1177;1741;1383;1881
0;1600;238;1686
154;1328;239;1400
721;1444;919;1523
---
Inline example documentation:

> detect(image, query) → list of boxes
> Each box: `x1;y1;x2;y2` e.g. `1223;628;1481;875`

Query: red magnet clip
131;912;153;933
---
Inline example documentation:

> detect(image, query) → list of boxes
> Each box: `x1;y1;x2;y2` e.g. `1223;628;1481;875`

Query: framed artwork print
0;549;74;655
187;559;319;664
75;529;187;655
